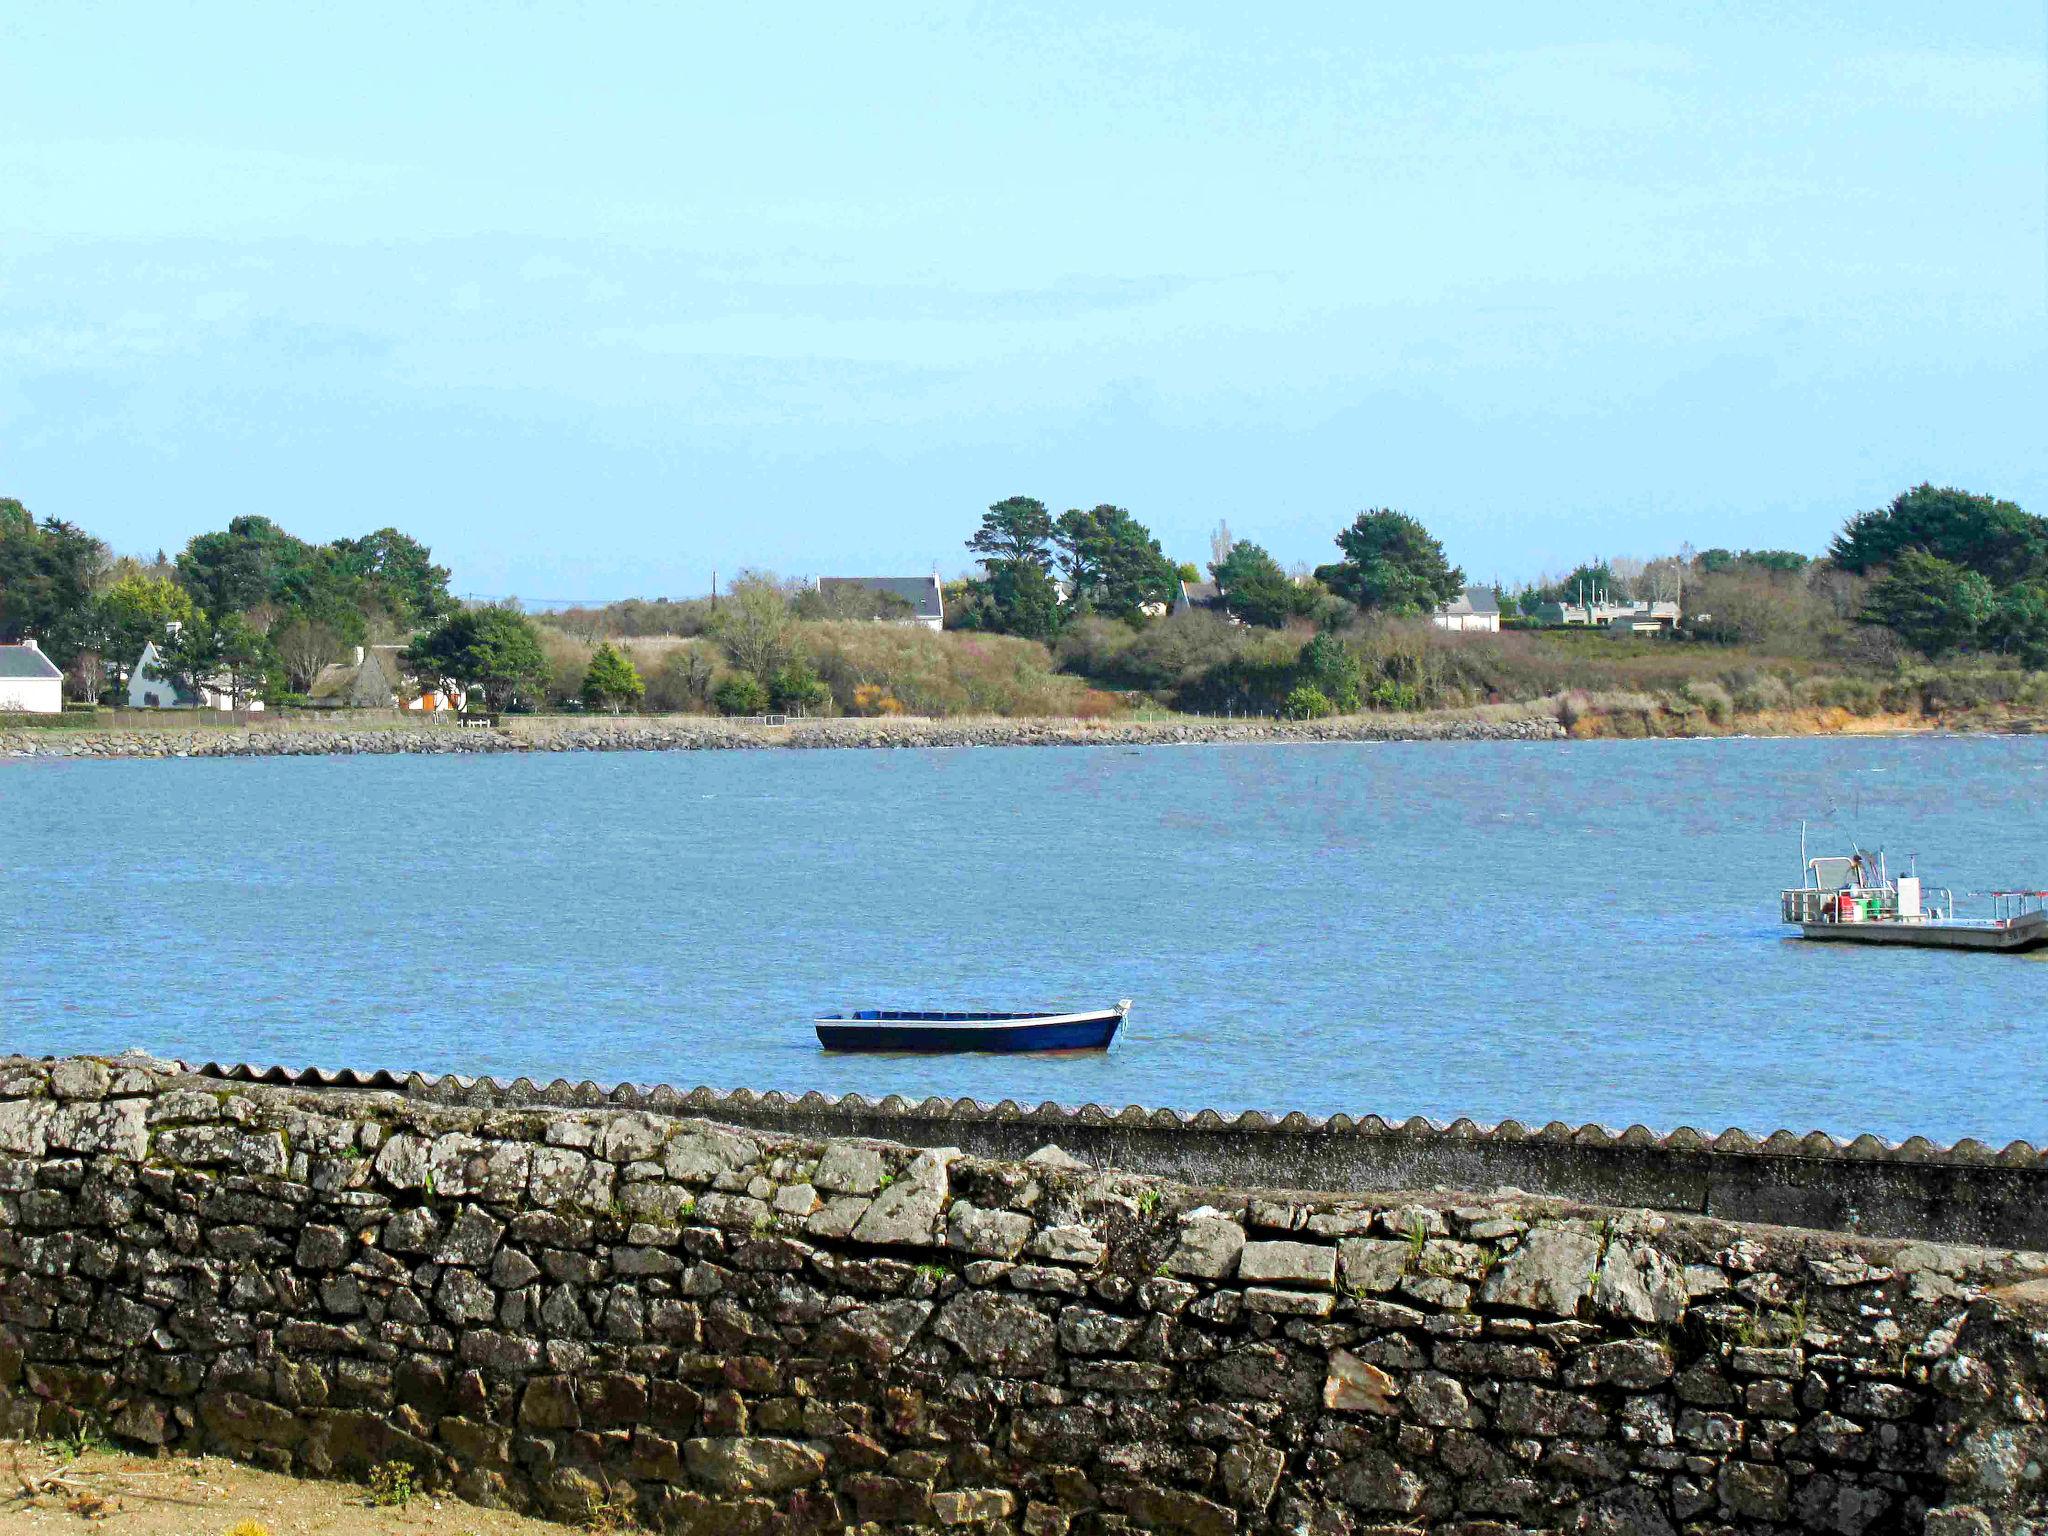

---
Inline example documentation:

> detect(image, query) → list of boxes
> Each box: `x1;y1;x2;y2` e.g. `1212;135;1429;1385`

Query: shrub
1725;670;1792;714
1678;678;1733;725
805;622;1093;717
1283;685;1334;720
712;674;770;715
644;643;720;713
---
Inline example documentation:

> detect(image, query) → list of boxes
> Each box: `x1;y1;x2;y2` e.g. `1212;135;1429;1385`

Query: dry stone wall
2;1057;2045;1536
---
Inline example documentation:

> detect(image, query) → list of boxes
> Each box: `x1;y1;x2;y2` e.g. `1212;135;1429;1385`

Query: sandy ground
1;1445;570;1536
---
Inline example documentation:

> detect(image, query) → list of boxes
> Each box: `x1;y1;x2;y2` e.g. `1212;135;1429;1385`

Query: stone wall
196;1064;2048;1252
3;1056;2045;1535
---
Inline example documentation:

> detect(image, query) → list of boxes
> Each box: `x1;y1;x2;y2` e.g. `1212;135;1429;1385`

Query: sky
3;3;2044;600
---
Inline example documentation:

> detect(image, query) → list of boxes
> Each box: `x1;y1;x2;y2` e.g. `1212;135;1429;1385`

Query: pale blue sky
4;4;2043;598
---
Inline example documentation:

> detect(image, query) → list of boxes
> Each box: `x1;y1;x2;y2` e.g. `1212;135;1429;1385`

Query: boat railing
1780;885;1956;925
1990;891;2048;924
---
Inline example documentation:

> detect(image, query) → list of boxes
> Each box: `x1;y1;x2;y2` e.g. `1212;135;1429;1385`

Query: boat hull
815;1009;1123;1053
1798;912;2048;953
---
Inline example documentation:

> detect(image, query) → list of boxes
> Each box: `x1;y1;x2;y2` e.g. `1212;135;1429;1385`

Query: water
3;737;2044;1144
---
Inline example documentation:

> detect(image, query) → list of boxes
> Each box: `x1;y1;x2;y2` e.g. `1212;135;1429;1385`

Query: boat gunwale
814;1006;1124;1030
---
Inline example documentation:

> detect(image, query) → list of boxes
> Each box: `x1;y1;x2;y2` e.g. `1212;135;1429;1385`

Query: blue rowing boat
814;1000;1130;1053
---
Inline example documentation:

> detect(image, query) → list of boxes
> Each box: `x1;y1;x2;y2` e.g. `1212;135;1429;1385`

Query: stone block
1322;1349;1398;1414
1166;1214;1245;1280
949;1202;1035;1258
934;1292;1054;1377
813;1141;887;1195
1238;1239;1337;1289
682;1436;827;1495
1479;1228;1600;1317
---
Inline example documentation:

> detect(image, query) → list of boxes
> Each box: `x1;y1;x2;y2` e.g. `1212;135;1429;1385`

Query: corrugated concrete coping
168;1058;2048;1252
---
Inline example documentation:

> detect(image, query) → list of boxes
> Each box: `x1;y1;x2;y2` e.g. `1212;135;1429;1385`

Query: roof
1436;586;1500;617
818;576;943;621
0;643;61;681
308;646;411;701
1178;580;1223;607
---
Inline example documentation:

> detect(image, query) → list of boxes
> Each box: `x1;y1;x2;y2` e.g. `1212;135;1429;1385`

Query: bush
1724;669;1792;714
1283;685;1334;720
806;622;1096;717
713;674;770;715
1678;678;1733;726
644;643;720;713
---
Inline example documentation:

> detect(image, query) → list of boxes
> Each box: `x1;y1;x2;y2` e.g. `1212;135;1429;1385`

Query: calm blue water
3;738;2044;1143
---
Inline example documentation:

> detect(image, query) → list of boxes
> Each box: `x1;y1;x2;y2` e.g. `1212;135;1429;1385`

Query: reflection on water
4;736;2045;1143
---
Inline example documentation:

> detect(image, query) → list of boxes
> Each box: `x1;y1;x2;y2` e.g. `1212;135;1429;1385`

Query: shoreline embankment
0;702;2034;761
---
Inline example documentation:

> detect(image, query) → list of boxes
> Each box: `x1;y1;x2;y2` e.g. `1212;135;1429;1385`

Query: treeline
0;502;459;705
6;482;2044;719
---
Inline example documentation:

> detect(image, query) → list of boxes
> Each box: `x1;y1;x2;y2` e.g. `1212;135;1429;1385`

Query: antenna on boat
1799;819;1807;883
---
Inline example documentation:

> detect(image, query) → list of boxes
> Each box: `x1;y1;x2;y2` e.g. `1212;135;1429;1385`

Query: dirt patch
1;1445;571;1536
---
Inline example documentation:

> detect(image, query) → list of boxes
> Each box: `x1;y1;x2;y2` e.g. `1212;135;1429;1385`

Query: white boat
1780;842;2048;954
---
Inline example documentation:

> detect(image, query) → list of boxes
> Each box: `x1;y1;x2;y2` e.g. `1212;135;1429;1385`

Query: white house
0;639;63;714
127;633;265;712
1431;587;1502;633
817;576;944;631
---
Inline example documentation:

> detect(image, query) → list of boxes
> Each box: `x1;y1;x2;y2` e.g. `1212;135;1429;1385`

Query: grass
46;1421;117;1463
363;1462;419;1509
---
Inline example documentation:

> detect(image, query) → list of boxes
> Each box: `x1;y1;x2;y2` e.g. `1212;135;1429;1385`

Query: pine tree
580;641;645;714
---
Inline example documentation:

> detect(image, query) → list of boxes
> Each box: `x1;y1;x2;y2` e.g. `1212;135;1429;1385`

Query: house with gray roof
1430;586;1502;633
1173;579;1234;621
0;638;63;714
816;575;944;630
126;627;265;712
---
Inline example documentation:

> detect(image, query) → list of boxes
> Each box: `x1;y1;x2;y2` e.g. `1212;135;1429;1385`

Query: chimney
352;645;365;666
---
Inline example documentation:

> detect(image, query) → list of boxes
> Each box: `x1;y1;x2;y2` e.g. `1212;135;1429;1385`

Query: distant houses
126;632;265;712
1430;587;1502;633
817;576;944;631
0;639;63;714
1532;598;1680;634
307;645;461;711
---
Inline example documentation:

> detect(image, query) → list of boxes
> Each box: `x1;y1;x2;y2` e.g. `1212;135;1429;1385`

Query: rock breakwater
0;711;1567;762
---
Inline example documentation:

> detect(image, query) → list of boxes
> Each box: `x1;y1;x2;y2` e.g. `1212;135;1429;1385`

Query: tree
713;673;770;715
968;496;1057;569
174;516;298;617
580;641;644;713
975;559;1063;641
154;613;273;710
272;617;342;693
966;496;1063;639
709;571;796;681
1296;632;1362;711
0;503;107;665
647;645;719;712
1315;510;1463;614
332;528;455;626
1053;505;1177;621
1861;550;1996;656
1832;485;2048;586
1983;582;2048;667
97;574;198;680
769;657;829;715
1211;540;1312;628
1283;684;1334;720
796;583;915;621
405;605;549;710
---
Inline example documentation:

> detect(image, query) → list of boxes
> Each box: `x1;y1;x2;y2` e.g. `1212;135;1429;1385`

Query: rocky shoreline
0;710;1568;760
